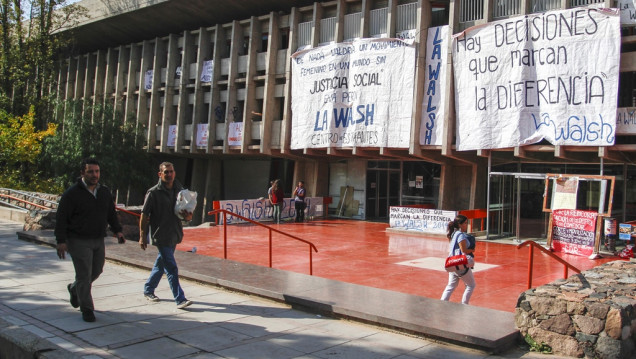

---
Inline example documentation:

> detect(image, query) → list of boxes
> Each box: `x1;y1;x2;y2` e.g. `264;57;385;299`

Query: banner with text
291;38;416;149
420;25;449;146
617;107;636;134
216;197;323;224
453;8;621;151
389;207;456;235
619;0;636;26
551;209;597;257
196;123;209;147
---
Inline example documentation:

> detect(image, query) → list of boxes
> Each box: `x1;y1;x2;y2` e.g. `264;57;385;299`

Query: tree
0;106;58;191
41;100;154;203
0;1;88;126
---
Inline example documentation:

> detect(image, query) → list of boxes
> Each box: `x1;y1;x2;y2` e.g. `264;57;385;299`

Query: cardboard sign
551;209;597;257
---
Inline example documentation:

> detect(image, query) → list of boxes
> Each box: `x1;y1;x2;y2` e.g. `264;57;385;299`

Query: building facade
56;0;636;238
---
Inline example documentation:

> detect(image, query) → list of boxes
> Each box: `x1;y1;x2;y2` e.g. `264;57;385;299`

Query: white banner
217;197;324;224
144;70;153;90
167;125;176;147
291;38;416;149
228;122;243;146
396;29;417;45
619;0;636;26
617;107;636;134
453;8;620;151
420;25;449;146
201;60;214;82
389;207;457;235
196;123;209;147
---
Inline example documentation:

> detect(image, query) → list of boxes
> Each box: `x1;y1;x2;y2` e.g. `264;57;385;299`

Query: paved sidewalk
0;220;565;359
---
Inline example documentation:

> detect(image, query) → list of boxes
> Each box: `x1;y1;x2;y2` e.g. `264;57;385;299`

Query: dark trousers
67;238;105;313
295;201;306;222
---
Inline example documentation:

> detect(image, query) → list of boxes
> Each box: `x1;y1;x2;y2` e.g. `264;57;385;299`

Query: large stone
587;302;610;319
23;210;56;231
605;308;625;340
595;334;623;359
567;301;586;315
573;315;604;335
529;297;567;316
528;327;583;358
539;313;575;336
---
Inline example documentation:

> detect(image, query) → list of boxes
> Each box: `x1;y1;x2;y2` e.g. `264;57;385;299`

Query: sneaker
176;299;192;309
144;293;160;302
67;283;79;308
81;310;96;322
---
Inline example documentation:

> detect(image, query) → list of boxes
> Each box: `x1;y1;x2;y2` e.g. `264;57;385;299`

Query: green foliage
0;107;59;191
524;334;552;354
41;100;154;197
0;1;88;126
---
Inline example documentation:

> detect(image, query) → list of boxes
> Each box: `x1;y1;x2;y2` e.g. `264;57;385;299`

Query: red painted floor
177;219;621;313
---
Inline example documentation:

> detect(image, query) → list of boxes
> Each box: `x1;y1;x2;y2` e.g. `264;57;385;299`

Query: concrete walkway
1;219;567;359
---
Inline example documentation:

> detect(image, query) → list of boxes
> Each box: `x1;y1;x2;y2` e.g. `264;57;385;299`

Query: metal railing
0;188;58;210
516;240;580;289
208;209;318;275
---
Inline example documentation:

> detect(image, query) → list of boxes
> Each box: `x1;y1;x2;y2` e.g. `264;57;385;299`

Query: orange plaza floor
177;218;621;313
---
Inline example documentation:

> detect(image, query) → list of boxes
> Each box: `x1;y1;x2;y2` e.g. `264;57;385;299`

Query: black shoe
82;310;95;322
67;283;79;308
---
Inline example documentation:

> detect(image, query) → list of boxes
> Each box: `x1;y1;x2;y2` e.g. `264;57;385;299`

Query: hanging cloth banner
452;8;621;151
420;25;449;146
291;38;416;149
619;0;636;26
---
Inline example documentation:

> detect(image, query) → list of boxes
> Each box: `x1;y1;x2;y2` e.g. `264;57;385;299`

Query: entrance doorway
366;162;400;220
489;172;548;240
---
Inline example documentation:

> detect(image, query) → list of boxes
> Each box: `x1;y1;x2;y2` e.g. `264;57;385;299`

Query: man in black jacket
55;158;126;322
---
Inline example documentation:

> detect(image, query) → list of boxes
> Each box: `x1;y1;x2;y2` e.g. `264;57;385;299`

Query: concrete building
55;0;636;238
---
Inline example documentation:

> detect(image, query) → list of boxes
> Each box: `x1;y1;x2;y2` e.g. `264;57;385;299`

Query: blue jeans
272;203;282;223
144;245;186;303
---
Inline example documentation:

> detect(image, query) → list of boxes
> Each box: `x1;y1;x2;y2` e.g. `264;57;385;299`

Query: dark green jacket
142;179;184;247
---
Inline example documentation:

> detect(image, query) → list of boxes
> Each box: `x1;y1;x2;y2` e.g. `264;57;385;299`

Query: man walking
139;162;193;309
55;158;126;322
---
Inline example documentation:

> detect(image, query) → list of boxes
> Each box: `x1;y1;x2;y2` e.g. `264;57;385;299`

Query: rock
528;327;583;357
573;315;604;335
539;313;575;336
587;303;611;319
605;308;624;340
529;297;567;316
23;209;56;231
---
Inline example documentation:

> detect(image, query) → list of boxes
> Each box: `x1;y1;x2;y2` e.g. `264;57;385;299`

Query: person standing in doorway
55;158;126;322
139;162;193;309
268;179;284;224
440;214;476;304
293;180;306;222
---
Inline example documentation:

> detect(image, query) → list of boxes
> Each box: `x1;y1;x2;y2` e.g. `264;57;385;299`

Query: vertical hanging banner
453;8;621;151
144;70;153;90
228;122;243;146
619;0;636;26
291;38;416;149
196;123;209;147
167;125;177;147
551;209;597;257
420;25;448;146
200;60;214;82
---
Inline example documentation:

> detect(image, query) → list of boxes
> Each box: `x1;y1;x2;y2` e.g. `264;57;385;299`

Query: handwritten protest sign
420;25;448;146
196;123;208;147
453;8;620;151
217;197;323;224
617;107;636;134
619;0;636;26
389;207;456;235
291;38;415;149
551;209;597;257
